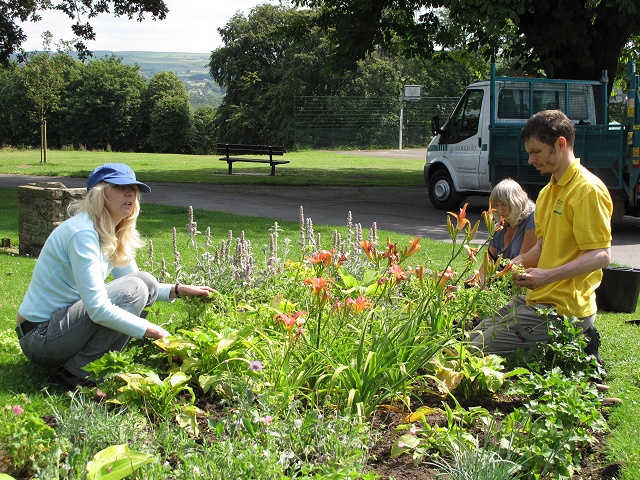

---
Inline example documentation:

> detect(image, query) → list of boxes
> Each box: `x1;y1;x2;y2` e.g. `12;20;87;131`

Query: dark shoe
585;326;603;364
57;367;97;388
56;368;107;401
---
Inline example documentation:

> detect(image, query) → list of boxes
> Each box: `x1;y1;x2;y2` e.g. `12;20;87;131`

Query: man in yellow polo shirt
470;110;612;359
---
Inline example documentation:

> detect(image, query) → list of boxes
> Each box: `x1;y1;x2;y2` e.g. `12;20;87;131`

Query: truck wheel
428;169;463;210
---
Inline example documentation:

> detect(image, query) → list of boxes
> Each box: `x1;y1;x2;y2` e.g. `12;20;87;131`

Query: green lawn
0;148;425;186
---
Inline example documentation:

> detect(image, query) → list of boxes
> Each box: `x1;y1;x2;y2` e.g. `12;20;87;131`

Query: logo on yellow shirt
553;199;563;215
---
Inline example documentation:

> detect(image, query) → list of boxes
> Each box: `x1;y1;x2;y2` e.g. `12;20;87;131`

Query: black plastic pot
596;266;640;313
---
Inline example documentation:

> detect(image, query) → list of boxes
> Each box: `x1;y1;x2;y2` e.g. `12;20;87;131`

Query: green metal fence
293;96;458;149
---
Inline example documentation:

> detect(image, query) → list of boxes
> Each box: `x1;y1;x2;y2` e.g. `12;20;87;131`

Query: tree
210;5;358;146
0;61;37;147
145;71;192;153
0;0;168;64
209;4;483;147
20;50;66;162
61;56;146;150
293;0;640;85
191;105;217;155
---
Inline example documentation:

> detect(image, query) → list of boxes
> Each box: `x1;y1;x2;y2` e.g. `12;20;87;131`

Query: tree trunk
40;118;47;164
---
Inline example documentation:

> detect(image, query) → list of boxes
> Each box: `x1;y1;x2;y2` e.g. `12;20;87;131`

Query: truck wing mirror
431;116;441;136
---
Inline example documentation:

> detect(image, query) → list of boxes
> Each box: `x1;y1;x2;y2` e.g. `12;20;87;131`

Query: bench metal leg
227;161;233;175
270;163;276;176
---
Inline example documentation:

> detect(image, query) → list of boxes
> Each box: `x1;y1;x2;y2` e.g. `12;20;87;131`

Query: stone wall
18;182;86;257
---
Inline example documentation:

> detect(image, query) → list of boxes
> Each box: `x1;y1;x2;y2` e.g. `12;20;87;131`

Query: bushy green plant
0;399;60;478
501;367;606;479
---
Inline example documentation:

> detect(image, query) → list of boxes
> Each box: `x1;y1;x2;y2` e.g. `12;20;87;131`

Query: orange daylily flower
304;277;333;303
448;203;470;230
331;299;343;314
388;264;408;282
495;261;521;278
306;249;335;266
437;266;456;287
443;284;460;302
346;295;373;314
382;240;399;264
275;311;308;331
360;240;376;261
402;237;422;259
463;244;478;262
464;270;482;288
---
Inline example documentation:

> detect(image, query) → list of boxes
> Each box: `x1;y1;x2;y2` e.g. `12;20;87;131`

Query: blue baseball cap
87;163;151;193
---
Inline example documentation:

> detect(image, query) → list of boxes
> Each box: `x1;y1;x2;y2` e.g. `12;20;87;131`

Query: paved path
2;169;639;268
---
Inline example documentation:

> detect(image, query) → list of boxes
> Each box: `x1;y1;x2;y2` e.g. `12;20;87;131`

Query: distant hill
12;50;223;108
91;51;211;77
90;51;223;109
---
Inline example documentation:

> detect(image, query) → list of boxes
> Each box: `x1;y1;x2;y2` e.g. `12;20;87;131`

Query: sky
18;0;282;53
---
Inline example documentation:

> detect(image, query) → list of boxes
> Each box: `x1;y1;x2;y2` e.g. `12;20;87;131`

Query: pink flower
259;415;274;425
12;405;24;415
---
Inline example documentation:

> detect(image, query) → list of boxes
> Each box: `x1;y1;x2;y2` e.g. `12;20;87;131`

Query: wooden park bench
217;143;288;176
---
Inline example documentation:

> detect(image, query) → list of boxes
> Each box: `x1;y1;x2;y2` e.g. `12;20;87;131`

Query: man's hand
513;267;553;290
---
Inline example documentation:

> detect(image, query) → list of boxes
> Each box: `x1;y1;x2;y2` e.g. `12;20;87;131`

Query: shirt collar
552;158;581;187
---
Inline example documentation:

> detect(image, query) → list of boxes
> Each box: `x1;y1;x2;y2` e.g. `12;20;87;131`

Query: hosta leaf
168;371;190;389
435;368;464;393
86;444;155;480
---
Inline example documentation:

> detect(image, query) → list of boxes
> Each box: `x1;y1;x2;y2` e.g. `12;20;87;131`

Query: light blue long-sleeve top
18;211;172;339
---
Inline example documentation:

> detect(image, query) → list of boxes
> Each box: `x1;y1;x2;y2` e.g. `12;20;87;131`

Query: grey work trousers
18;271;159;378
468;294;595;356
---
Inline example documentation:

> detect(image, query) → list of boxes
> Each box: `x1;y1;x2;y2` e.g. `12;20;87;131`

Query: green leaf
481;366;504;392
86;444;156;480
390;433;421;458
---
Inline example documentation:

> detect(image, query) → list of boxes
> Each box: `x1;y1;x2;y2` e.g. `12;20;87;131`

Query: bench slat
220;158;289;165
216;143;284;156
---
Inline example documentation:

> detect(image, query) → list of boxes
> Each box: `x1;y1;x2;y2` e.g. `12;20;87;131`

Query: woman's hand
174;284;215;299
144;323;170;339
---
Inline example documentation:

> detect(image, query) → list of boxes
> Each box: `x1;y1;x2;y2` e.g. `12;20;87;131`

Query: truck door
440;89;484;190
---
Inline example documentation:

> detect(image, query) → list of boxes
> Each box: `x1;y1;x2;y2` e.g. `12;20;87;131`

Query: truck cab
424;68;601;210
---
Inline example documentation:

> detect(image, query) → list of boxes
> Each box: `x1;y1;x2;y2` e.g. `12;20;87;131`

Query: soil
194;389;621;480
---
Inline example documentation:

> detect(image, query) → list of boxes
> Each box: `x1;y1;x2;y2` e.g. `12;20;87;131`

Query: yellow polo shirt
527;160;612;317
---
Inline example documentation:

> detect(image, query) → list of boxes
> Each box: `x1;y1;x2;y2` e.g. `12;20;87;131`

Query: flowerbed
0;204;612;479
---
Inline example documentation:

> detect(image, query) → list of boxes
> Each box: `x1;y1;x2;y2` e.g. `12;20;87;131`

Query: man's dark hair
520;110;575;148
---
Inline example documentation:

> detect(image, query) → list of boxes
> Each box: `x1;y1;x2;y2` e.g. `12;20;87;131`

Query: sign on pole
399;85;421;150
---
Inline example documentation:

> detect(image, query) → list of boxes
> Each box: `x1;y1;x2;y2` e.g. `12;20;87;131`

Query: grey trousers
18;271;159;378
468;294;595;356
